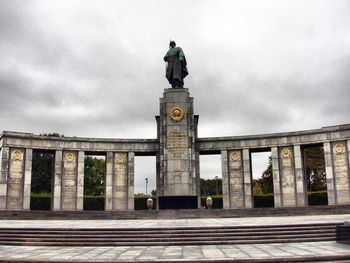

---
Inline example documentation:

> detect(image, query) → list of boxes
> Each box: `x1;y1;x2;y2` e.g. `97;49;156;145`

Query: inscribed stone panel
279;147;296;206
62;151;77;210
166;131;188;158
113;153;128;210
229;150;244;208
332;142;350;204
7;148;24;209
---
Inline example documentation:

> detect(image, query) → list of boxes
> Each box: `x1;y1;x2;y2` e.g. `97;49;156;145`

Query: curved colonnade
0;123;349;211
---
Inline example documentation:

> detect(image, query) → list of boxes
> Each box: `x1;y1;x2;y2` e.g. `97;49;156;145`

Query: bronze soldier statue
164;40;188;88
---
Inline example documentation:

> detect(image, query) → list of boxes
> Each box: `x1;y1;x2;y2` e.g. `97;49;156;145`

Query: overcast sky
1;1;349;194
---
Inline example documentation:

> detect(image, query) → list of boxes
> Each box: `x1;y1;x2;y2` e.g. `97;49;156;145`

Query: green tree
31;152;54;194
40;133;64;137
304;147;326;192
253;180;263;195
255;156;274;194
84;157;106;196
200;178;222;196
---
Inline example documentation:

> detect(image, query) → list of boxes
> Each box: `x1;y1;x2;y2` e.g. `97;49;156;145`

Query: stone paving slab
0;242;349;262
1;214;350;229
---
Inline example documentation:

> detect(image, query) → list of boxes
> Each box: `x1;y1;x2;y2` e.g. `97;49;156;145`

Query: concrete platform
0;215;349;262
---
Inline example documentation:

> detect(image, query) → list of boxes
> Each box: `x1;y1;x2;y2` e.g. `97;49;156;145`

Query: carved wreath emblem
230;151;240;162
281;148;291;158
65;153;74;163
116;153;125;164
334;144;345;155
169;107;184;122
12;150;22;161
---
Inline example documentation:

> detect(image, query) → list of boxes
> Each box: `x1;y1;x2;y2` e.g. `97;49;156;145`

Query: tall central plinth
156;88;200;209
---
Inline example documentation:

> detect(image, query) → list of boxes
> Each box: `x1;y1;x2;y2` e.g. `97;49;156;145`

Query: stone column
105;151;113;211
23;148;33;210
294;145;306;206
243;149;253;208
0;147;9;209
6;148;25;210
279;146;297;207
76;151;84;210
221;150;230;209
127;152;134;210
271;147;282;207
61;151;78;210
113;152;128;210
228;150;244;208
52;150;63;210
324;142;336;205
195;151;201;208
331;141;350;204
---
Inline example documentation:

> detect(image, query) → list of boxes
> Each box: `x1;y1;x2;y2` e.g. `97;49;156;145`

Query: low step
0;222;341;246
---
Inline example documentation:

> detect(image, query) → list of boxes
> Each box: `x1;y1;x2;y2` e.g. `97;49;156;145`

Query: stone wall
0;98;349;211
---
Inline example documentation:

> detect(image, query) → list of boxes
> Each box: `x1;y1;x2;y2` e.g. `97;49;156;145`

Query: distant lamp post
145;178;149;196
215;176;219;195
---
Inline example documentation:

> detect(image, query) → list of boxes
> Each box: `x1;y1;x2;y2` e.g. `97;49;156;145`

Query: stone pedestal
336;222;350;245
156;88;199;209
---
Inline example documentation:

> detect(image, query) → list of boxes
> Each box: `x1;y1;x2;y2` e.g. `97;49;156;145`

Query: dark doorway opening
302;145;328;206
83;153;106;210
30;150;54;210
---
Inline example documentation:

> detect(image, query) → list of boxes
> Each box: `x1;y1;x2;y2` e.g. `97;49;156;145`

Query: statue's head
169;40;176;48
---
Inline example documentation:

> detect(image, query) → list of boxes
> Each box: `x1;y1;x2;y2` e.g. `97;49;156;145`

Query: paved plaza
0;241;350;262
0;214;349;262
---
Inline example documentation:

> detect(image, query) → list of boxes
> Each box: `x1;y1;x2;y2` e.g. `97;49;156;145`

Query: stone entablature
2;124;349;156
0;131;159;153
197;124;350;152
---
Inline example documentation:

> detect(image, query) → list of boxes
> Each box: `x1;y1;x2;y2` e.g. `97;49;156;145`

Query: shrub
83;196;105;210
30;193;51;210
308;191;328;206
254;194;274;207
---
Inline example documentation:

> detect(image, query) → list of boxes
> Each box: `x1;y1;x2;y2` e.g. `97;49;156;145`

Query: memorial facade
1;88;350;210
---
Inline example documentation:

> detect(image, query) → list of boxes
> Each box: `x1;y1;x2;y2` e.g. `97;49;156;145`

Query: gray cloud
1;0;350;192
